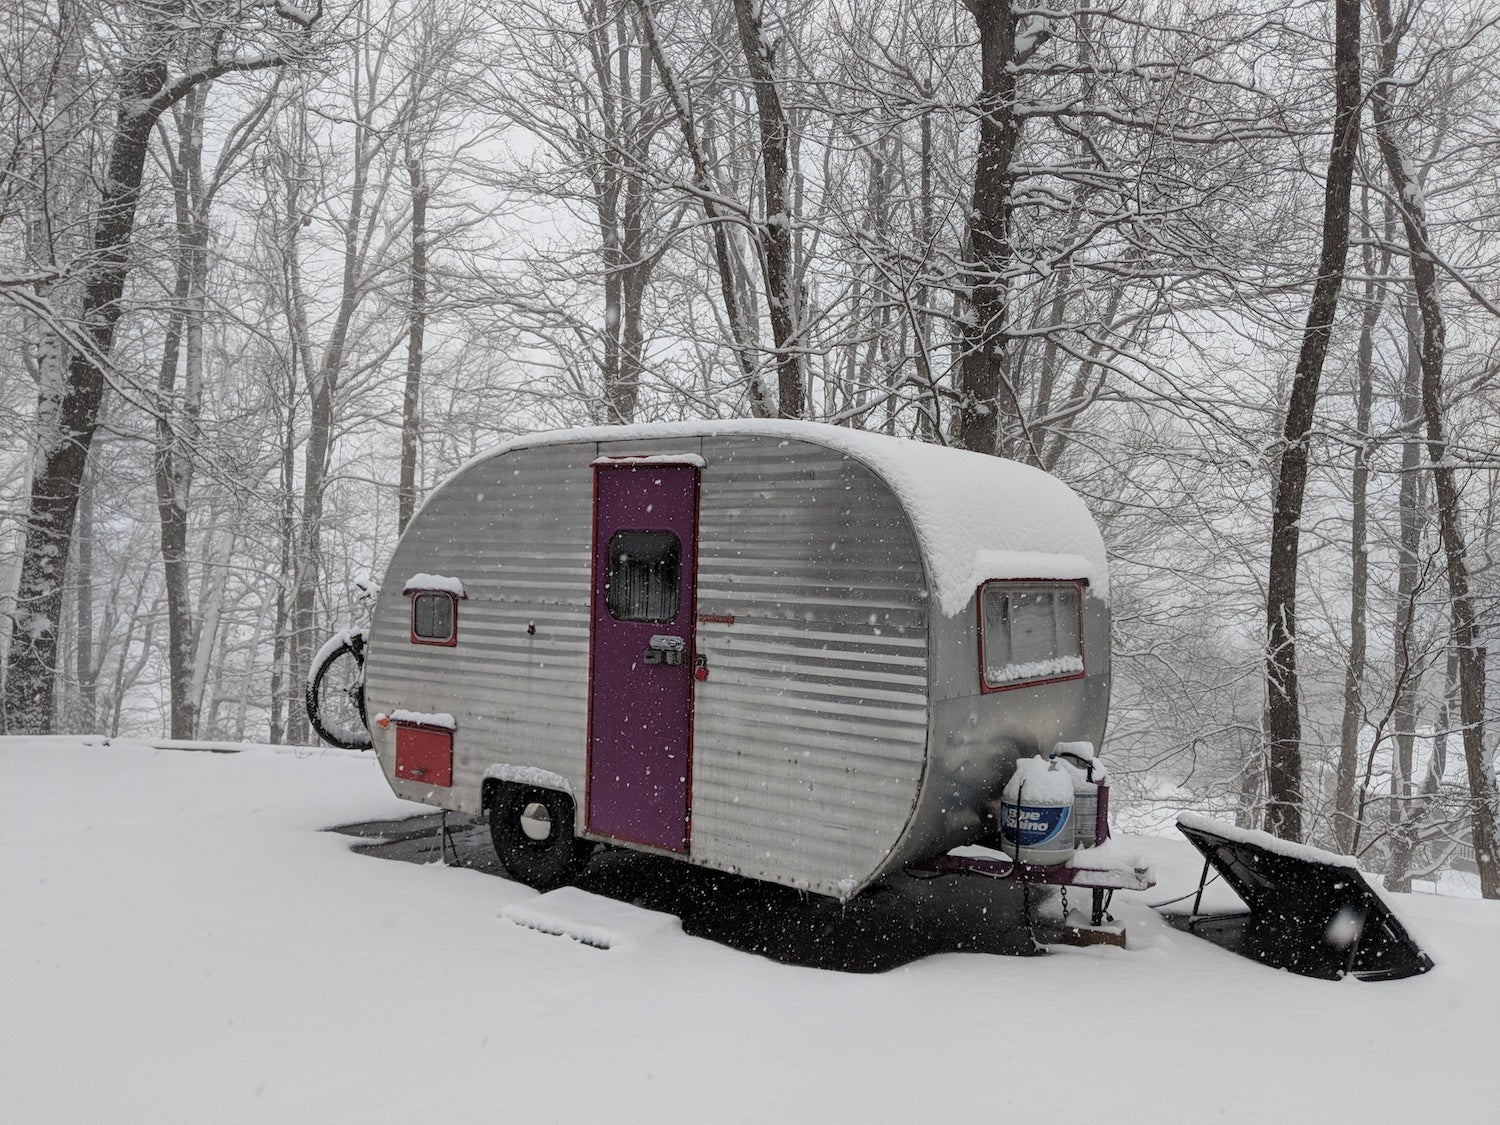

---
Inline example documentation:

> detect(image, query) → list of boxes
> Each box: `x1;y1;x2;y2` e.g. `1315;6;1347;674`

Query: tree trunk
5;48;172;733
1384;305;1424;891
154;83;212;740
73;449;96;732
1370;0;1500;897
1335;195;1392;852
1426;644;1457;801
635;0;767;416
398;145;428;534
189;526;234;732
269;362;297;745
732;0;803;418
915;91;938;438
954;0;1022;456
607;12;654;426
1263;0;1362;842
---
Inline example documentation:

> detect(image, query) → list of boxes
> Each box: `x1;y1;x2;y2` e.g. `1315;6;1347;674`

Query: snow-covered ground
2;736;1496;1123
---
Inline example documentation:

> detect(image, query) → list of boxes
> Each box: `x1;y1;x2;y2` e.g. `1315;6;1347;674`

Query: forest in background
2;0;1497;893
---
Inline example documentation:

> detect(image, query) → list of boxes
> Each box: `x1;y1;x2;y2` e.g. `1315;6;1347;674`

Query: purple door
586;461;699;853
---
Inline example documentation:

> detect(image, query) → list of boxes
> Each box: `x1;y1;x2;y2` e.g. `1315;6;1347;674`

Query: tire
489;785;594;890
306;638;373;750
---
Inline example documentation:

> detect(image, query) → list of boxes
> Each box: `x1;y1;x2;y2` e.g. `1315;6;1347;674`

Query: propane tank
999;755;1077;865
1051;742;1101;851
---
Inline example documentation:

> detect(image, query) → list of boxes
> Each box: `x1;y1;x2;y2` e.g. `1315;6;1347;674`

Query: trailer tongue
1167;815;1435;981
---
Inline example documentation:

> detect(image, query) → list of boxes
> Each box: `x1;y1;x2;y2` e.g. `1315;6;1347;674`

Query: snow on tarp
402;573;467;598
427;420;1108;616
1177;812;1363;872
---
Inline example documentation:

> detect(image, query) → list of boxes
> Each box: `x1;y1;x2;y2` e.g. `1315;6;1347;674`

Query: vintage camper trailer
310;420;1153;903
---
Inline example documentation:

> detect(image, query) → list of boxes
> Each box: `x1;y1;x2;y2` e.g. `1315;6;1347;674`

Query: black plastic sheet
1170;818;1435;982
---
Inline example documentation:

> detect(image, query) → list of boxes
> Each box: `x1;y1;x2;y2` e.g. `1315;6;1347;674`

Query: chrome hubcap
520;801;553;842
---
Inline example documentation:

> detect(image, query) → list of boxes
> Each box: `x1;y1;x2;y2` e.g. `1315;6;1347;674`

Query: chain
1021;877;1041;951
1060;885;1070;922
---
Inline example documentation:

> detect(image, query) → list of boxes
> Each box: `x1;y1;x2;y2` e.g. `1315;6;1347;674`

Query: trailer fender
486;781;595;891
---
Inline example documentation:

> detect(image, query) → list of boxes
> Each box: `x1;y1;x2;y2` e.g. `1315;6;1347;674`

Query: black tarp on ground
1170;816;1435;981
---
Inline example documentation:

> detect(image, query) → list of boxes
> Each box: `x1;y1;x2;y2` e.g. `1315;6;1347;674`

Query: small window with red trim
979;580;1084;691
403;574;465;646
410;592;457;645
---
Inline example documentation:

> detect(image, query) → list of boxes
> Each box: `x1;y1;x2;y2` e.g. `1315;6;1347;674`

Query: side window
979;581;1084;691
410;591;458;646
607;530;680;622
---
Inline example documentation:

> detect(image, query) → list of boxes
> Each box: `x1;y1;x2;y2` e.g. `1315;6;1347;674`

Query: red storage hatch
394;723;453;787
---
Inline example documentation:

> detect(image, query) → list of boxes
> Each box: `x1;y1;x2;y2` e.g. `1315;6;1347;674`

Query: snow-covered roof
453;420;1109;616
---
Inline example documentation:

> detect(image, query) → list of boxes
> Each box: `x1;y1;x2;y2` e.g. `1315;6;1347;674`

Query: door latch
643;635;686;666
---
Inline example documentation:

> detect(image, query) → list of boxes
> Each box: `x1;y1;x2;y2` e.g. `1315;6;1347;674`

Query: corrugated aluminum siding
688;436;929;895
363;433;930;897
364;441;594;811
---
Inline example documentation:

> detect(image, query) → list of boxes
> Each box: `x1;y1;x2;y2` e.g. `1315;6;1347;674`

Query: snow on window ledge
986;655;1084;687
402;573;467;598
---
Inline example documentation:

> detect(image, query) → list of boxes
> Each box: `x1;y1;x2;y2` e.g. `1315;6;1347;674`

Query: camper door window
607;530;681;622
410;591;458;646
979;580;1084;691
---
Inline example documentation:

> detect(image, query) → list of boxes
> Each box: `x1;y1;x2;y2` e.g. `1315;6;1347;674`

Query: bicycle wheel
306;637;372;749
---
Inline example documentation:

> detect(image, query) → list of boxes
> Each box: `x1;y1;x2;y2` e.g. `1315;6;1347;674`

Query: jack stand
439;810;464;868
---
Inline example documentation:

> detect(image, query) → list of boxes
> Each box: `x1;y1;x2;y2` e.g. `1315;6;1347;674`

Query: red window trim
976;578;1087;694
408;589;459;647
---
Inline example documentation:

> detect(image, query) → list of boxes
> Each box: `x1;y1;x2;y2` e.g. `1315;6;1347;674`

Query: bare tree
731;0;803;418
3;0;320;734
951;0;1039;455
1334;191;1396;852
396;138;428;534
635;0;768;415
1264;0;1362;842
1368;0;1499;896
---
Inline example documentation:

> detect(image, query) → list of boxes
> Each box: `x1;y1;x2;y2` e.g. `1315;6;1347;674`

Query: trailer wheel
489;785;594;890
306;636;373;750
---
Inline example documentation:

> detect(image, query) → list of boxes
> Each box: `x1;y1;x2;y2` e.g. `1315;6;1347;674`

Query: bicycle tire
306;638;373;750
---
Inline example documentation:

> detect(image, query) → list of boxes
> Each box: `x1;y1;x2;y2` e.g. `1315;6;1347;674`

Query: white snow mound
501;886;680;950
